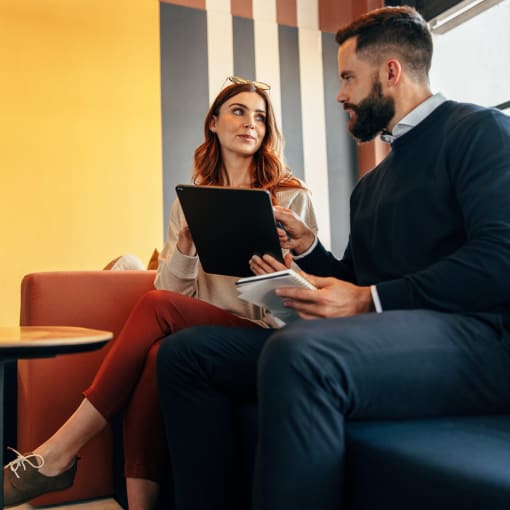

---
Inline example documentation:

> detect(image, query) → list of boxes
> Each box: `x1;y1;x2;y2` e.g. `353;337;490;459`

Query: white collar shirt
380;93;447;144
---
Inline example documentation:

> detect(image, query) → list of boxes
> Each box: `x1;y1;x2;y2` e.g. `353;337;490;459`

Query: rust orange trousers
83;289;258;482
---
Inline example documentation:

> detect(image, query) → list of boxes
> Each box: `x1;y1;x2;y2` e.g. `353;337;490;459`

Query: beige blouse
154;186;318;328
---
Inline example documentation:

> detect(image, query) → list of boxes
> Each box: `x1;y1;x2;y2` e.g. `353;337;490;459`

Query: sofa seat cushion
345;416;510;510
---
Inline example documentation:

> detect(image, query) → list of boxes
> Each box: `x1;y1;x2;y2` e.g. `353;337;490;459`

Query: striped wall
160;0;358;254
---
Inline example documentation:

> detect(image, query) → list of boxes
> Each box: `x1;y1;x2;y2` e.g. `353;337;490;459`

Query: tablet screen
176;185;284;277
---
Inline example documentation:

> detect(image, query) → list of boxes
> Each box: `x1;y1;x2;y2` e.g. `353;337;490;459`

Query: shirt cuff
292;235;318;260
370;285;383;313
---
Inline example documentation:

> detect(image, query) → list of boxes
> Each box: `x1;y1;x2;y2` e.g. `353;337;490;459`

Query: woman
3;77;318;509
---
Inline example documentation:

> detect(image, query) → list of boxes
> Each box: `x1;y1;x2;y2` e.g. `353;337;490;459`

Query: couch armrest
17;271;155;506
20;271;156;331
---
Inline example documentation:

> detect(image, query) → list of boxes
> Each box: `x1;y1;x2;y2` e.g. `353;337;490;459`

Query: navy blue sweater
299;101;510;324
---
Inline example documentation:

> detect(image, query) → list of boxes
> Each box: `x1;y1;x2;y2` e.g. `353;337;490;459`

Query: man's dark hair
335;6;433;81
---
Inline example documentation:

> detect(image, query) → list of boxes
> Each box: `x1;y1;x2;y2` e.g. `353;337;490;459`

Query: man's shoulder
440;100;506;125
400;100;508;150
438;101;510;145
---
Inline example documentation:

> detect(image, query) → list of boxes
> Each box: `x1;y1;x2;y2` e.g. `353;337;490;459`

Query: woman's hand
249;253;292;275
273;206;316;255
176;225;197;256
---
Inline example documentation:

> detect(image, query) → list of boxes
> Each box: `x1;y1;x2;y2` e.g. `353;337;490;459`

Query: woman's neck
222;153;254;188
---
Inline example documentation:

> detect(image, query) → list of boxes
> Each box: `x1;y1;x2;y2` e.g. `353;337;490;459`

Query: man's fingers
275;286;317;300
281;298;324;319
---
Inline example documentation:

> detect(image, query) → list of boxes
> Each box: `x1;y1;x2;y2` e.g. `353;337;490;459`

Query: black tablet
175;184;284;277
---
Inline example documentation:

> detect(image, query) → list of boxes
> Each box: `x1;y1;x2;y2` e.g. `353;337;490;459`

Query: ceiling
385;0;464;20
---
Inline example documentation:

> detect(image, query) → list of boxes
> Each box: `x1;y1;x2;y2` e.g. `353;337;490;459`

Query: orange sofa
15;270;155;507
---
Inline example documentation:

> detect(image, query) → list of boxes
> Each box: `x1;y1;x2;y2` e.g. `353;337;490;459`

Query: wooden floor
10;498;122;510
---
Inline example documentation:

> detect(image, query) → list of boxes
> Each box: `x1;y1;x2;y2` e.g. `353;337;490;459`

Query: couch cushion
345;416;510;510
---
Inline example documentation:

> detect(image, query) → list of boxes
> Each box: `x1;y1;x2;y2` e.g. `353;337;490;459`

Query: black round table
0;326;112;508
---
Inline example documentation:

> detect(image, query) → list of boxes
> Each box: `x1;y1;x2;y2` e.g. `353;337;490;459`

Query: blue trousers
156;310;510;510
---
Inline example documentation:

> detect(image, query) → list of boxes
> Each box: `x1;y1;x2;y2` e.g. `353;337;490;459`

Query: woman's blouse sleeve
285;188;319;235
154;200;199;296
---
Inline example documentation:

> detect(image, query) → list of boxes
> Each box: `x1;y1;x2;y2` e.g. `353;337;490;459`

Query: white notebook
236;269;316;324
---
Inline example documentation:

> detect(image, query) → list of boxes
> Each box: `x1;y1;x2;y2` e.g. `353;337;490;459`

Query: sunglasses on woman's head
227;75;271;91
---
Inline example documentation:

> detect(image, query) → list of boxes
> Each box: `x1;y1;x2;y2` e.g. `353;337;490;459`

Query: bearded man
156;6;510;510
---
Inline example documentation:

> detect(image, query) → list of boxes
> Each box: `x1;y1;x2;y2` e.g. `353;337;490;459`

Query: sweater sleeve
295;238;356;282
377;110;510;313
274;176;356;280
154;200;199;296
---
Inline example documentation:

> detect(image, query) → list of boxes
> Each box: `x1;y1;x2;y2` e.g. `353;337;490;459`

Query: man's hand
273;206;316;255
275;274;374;319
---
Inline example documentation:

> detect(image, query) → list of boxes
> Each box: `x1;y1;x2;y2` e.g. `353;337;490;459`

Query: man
157;6;510;510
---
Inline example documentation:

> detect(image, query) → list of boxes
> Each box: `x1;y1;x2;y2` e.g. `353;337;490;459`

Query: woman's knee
138;289;178;309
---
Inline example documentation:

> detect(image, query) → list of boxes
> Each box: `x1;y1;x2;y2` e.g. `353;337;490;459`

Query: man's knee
258;325;317;383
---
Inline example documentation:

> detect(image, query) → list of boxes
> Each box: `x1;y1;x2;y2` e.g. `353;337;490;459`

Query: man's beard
345;78;395;142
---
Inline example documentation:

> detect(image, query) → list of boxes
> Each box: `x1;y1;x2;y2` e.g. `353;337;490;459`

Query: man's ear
386;59;402;86
209;115;217;133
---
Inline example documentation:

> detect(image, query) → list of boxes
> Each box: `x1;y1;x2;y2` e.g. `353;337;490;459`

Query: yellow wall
0;0;163;325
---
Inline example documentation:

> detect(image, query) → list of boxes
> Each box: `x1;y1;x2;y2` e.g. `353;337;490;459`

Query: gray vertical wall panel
160;3;209;240
233;17;256;80
278;25;305;181
322;32;357;255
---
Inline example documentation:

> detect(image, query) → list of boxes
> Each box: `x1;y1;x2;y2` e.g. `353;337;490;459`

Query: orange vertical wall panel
277;0;297;26
319;0;385;33
319;0;353;33
231;0;252;18
353;0;384;19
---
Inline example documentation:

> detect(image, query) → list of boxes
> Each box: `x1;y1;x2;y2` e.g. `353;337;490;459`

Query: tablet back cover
176;185;283;277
